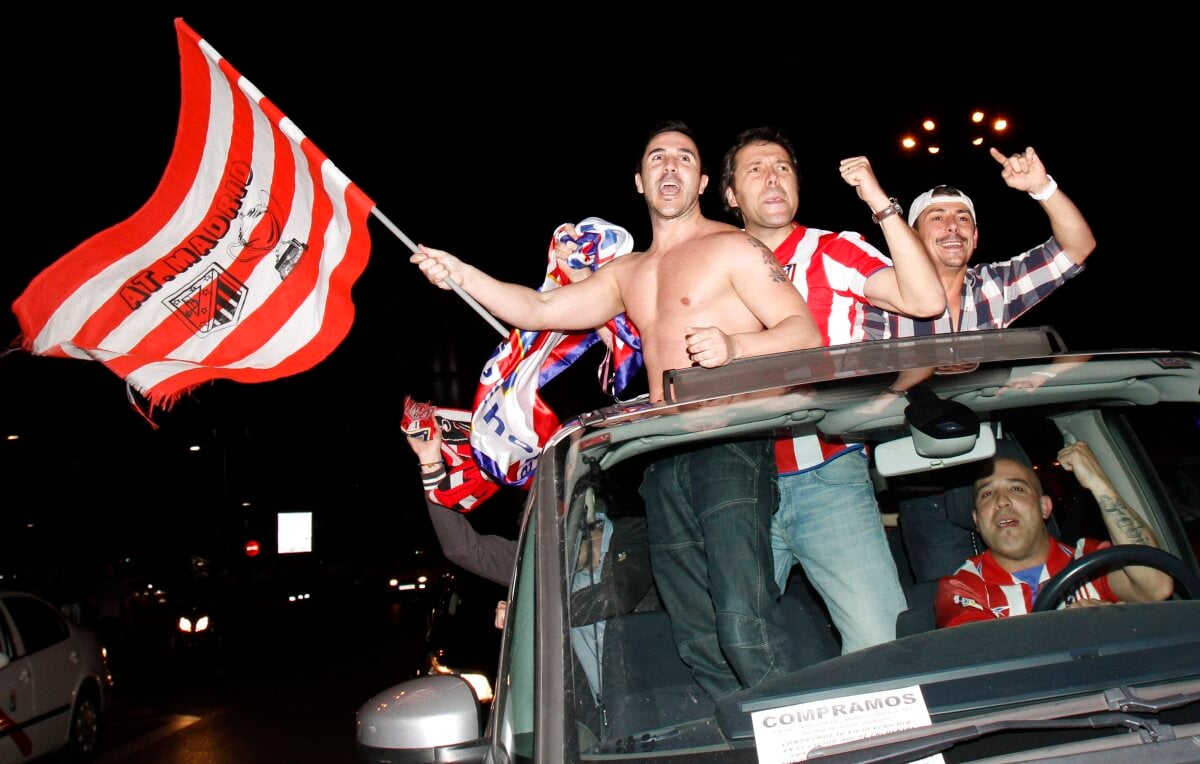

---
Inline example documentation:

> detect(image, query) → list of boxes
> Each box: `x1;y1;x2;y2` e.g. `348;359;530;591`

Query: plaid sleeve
972;238;1085;328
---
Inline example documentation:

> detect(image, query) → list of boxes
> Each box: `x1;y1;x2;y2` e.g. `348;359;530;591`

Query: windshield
546;345;1200;762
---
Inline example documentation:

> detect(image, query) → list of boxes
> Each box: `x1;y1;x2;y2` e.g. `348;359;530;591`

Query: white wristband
1029;175;1058;201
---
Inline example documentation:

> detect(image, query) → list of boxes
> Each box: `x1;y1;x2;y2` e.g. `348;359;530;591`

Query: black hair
719;126;800;217
637;119;703;174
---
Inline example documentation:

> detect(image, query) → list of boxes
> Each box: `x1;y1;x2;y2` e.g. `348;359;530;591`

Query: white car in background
0;590;113;763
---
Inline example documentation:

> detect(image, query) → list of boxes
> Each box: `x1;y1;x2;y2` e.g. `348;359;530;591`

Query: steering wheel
1033;545;1200;612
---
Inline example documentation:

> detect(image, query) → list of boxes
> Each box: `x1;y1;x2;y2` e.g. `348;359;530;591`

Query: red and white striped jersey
773;225;891;346
935;537;1116;627
772;225;890;473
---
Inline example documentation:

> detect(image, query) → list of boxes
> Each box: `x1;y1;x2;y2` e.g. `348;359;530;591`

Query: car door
1;597;38;764
0;594;74;764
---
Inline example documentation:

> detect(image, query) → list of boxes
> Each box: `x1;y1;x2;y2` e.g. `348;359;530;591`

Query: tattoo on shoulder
745;234;771;254
746;236;788;284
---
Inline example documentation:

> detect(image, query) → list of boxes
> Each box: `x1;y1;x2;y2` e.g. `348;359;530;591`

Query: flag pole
371;207;509;338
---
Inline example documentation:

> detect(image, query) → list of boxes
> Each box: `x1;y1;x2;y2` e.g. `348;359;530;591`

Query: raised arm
841;156;946;318
1057;440;1174;603
402;407;515;588
991;146;1096;265
412;244;625;332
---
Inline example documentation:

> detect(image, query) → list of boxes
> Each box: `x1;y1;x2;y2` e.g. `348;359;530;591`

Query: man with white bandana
866;147;1099;583
865;146;1095;339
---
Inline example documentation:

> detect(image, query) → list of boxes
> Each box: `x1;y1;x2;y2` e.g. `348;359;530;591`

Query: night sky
2;10;1192;583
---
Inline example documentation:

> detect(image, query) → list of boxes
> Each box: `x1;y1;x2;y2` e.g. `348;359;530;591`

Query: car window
1108;403;1200;561
493;502;535;761
2;594;69;656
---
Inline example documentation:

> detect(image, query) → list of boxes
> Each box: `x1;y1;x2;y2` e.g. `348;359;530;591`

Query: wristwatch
871;198;903;224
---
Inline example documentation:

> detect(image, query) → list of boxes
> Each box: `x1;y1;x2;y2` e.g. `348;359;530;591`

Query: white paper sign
750;684;943;763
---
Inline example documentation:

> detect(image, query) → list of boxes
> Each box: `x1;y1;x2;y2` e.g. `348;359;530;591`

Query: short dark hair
719;126;800;216
638;119;703;174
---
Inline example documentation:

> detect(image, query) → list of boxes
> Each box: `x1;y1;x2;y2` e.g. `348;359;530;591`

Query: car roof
546;327;1198;474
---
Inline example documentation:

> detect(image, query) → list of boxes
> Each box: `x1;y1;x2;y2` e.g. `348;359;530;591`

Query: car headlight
178;614;211;633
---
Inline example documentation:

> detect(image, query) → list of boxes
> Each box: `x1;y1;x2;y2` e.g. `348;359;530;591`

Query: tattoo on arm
746;237;789;284
1099;495;1152;545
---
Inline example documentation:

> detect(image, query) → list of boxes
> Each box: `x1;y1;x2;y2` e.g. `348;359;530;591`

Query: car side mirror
356;674;488;762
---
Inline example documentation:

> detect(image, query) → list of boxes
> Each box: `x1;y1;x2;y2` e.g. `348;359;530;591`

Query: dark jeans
640;436;801;698
898;483;982;582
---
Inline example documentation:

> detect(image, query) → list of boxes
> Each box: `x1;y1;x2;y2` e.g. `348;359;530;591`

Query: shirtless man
414;123;817;403
413;120;822;697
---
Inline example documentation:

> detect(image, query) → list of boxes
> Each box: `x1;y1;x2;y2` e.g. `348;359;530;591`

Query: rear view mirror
875;384;994;477
903;385;980;458
875;425;996;477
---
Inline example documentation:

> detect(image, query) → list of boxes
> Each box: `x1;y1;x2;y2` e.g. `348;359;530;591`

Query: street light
900;110;1011;156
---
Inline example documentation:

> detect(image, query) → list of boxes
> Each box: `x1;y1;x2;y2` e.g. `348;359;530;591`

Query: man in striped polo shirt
935;440;1173;627
720;126;946;653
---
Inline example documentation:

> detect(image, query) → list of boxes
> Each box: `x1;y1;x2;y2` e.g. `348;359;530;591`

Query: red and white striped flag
11;18;374;410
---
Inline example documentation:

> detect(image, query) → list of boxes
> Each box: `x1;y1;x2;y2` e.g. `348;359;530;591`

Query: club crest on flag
165;264;248;335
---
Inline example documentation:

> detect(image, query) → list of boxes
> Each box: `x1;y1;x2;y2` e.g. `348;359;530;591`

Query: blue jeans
771;449;907;654
640;437;801;699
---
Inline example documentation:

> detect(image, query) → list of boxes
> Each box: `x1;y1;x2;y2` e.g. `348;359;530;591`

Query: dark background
2;10;1193;589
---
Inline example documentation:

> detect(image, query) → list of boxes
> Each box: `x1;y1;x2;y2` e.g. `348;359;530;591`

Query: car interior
354;333;1199;763
558;346;1200;753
